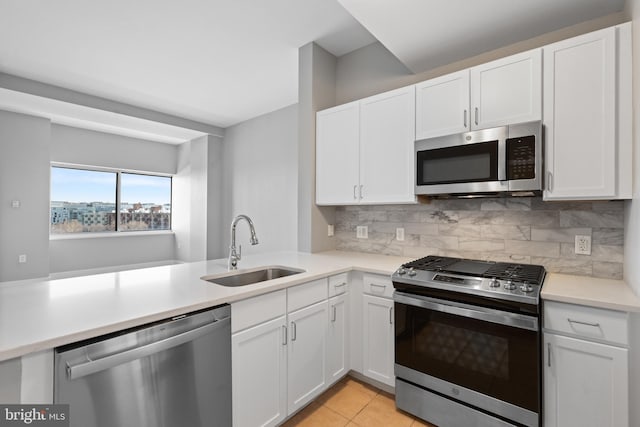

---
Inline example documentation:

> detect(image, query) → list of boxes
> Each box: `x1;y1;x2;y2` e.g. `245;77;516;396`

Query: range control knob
489;278;501;288
407;267;417;277
519;281;533;293
397;267;407;275
503;280;517;290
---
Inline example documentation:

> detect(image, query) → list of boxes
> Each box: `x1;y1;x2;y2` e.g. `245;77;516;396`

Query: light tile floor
282;376;437;427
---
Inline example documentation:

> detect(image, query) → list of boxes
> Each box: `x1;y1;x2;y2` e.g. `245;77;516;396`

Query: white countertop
0;251;410;362
2;250;640;363
541;273;640;313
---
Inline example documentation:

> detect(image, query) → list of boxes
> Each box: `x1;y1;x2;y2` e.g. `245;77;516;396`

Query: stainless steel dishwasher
54;304;231;427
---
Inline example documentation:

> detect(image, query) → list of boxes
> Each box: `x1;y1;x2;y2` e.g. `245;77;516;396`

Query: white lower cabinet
231;275;350;426
232;315;287;427
543;301;629;427
287;300;328;414
362;293;395;387
327;292;349;385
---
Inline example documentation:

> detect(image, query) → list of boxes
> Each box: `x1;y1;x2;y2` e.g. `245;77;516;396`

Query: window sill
49;230;175;240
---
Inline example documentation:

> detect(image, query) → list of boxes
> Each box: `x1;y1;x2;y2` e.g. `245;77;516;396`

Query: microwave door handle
498;138;506;181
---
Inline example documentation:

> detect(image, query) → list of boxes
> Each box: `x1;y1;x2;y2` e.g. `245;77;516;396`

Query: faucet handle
237;244;242;260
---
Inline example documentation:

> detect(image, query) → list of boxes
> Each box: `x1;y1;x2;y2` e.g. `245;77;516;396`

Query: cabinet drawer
232;290;286;333
288;278;328;312
544;300;628;346
362;273;393;298
328;273;349;297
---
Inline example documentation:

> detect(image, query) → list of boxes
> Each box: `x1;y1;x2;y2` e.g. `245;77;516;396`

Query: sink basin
202;266;305;287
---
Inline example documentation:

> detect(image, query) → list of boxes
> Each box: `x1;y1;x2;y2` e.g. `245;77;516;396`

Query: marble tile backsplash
335;198;625;279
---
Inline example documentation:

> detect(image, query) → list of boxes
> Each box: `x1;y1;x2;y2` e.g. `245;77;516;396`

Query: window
50;166;172;234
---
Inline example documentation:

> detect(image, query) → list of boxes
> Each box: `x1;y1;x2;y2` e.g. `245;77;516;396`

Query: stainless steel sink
202;266;305;287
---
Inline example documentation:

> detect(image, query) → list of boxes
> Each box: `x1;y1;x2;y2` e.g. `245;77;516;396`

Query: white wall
51;124;177;173
297;43;338;253
221;104;298;257
49;125;179;273
174;137;206;262
0;110;51;281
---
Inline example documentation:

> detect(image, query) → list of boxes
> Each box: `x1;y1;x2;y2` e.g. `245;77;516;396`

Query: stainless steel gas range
392;256;545;427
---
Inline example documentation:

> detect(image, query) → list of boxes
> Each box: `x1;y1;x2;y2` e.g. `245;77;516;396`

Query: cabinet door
543;27;617;200
287;301;328;414
359;86;416;204
232;316;287;427
327;293;349;385
544;333;628;427
415;70;470;139
362;294;395;387
316;101;360;205
470;49;542;129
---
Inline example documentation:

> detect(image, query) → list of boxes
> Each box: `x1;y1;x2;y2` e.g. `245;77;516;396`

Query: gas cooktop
392;255;546;307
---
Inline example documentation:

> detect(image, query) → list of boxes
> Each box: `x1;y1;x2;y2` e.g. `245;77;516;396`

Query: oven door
394;291;540;426
415;125;508;195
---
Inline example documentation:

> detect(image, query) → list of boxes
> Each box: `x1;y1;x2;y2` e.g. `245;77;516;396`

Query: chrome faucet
228;214;259;270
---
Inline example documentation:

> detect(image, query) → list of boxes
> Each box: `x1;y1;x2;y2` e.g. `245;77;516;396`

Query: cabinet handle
389;306;393;324
567;318;600;328
282;325;287;345
291;321;297;341
334;282;347;289
353;185;357;200
474;107;479;125
547;343;551;368
359;185;363;200
463;109;467;128
332;305;337;322
547;172;553;192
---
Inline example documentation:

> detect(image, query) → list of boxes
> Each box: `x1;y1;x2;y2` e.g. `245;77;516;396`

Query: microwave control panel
506;135;536;180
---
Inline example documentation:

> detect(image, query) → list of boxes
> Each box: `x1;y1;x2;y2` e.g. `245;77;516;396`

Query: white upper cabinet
415;50;541;139
415;70;470;139
470;49;542;129
359;86;416;204
316;101;360;205
543;23;632;200
316;86;416;205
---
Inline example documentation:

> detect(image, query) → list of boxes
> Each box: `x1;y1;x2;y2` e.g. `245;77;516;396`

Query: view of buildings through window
50;166;172;234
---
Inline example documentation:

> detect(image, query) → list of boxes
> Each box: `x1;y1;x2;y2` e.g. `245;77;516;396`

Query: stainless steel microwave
415;121;542;197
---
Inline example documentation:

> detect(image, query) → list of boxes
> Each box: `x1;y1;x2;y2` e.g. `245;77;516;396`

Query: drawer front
363;273;393;299
328;273;349;298
543;300;628;346
232;289;287;333
287;278;328;312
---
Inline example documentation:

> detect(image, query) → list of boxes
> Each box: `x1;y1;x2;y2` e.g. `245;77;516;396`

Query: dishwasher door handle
67;317;229;380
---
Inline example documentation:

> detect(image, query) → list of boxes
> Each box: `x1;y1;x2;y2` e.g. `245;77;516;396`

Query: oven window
395;302;539;412
417;141;498;185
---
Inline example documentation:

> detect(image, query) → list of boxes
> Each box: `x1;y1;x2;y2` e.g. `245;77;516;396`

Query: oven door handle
393;291;538;331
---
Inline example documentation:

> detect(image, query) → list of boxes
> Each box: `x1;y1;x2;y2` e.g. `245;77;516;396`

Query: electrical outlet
356;226;368;239
18;254;27;263
327;224;334;237
575;235;592;255
396;227;405;241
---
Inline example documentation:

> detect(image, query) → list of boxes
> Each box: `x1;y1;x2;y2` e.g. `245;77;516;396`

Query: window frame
50;163;173;236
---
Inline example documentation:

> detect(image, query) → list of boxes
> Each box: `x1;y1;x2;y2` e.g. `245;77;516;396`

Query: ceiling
338;0;626;73
0;0;628;135
0;0;374;129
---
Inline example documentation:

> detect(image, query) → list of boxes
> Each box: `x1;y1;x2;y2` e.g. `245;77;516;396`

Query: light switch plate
327;224;334;237
396;228;405;241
